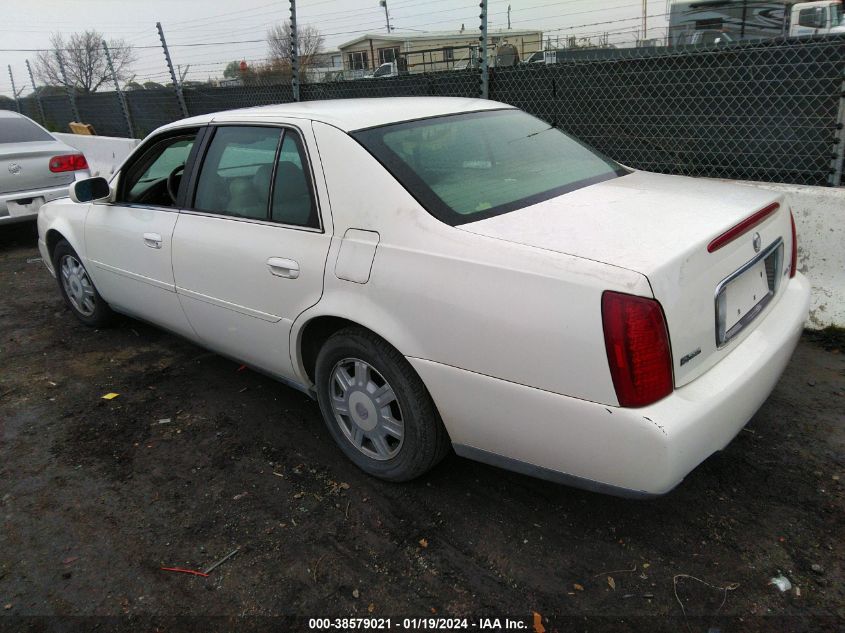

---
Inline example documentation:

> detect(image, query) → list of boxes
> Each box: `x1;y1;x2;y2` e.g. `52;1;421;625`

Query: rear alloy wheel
329;357;405;461
53;239;114;327
315;327;450;481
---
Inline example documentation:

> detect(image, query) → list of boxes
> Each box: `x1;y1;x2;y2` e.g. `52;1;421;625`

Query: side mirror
69;177;111;204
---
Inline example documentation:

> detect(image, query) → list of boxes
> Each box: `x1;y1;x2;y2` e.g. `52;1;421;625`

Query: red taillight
789;210;797;278
602;291;673;408
707;202;780;253
49;154;88;173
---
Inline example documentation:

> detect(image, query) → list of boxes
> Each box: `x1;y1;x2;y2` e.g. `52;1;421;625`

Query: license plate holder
715;238;784;347
6;196;44;217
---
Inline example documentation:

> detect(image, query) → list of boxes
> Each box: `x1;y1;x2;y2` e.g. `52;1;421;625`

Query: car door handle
143;233;163;249
267;257;300;279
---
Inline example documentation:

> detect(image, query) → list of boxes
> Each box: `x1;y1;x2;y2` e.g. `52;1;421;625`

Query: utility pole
479;0;488;99
26;60;46;125
55;50;81;123
157;21;189;118
103;40;134;137
290;0;300;102
507;4;511;30
7;66;21;113
642;0;648;42
379;0;392;33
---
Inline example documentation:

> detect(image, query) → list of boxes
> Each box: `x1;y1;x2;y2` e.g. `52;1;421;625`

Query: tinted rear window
0;116;54;143
352;109;627;225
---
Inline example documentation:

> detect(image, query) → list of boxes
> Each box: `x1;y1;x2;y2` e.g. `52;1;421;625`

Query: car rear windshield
0;116;54;144
352;109;627;225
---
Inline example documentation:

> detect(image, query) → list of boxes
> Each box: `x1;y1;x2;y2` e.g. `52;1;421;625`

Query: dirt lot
0;221;843;632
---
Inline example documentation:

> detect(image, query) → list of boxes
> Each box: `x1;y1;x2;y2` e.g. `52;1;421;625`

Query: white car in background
36;97;810;497
0;110;90;225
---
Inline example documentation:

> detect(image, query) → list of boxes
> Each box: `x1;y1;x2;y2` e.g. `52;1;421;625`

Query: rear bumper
0;184;71;225
1;171;89;225
411;273;810;496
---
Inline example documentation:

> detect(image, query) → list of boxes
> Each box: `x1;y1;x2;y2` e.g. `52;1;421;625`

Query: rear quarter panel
295;121;653;405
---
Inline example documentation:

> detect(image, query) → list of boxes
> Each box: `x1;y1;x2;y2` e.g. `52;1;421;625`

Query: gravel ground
0;221;843;633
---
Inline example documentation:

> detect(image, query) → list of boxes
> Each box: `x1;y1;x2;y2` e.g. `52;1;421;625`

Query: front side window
353;109;627;225
798;7;826;28
373;64;394;78
119;132;197;207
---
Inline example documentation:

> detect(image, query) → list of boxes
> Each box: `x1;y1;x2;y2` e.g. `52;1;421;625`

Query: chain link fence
495;35;845;187
2;34;843;186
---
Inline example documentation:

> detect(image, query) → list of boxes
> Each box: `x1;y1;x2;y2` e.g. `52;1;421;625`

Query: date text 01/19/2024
308;618;531;630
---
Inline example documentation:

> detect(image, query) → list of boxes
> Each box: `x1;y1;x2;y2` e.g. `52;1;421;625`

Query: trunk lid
461;171;793;387
0;141;77;195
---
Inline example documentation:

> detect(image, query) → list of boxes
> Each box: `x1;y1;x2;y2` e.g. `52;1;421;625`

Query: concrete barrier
722;181;844;330
54;133;140;178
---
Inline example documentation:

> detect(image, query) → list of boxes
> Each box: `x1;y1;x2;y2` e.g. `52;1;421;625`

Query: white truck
668;0;845;46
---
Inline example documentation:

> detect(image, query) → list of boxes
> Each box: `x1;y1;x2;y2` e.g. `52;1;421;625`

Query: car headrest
253;164;273;193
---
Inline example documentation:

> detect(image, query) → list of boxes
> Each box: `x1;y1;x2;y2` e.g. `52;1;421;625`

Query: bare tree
266;22;324;76
35;31;136;94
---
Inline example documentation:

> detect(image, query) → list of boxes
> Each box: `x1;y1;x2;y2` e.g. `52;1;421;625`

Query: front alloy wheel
60;254;96;317
52;239;114;327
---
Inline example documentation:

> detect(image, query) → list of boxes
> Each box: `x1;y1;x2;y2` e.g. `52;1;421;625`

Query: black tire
52;239;115;328
314;326;450;482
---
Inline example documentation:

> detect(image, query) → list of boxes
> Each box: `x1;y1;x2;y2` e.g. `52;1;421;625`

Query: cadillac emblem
7;162;21;175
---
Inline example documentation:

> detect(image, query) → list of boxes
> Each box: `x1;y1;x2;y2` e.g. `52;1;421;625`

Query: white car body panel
462;171;794;387
414;271;808;495
84;203;197;340
172;212;331;381
37;97;811;496
299;121;651;404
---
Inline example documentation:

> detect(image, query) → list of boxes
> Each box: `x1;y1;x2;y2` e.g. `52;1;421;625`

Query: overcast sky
1;0;670;96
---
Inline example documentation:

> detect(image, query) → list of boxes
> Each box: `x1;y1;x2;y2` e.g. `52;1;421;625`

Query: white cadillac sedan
37;97;810;497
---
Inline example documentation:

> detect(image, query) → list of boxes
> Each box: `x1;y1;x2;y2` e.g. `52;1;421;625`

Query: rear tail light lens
49;154;88;173
789;210;797;278
602;291;673;408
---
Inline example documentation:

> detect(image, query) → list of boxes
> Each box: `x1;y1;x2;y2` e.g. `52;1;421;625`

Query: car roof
0;110;26;119
159;97;514;134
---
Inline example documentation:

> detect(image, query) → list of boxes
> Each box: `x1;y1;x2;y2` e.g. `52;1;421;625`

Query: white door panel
172;213;330;380
85;204;196;339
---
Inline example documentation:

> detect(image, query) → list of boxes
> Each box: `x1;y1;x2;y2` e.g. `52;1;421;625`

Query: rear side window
194;126;281;220
192;125;318;227
0;116;54;143
271;133;317;226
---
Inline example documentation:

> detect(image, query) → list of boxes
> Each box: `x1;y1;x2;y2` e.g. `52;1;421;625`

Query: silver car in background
0;110;90;226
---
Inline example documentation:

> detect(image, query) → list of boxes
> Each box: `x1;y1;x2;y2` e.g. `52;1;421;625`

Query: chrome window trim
177;208;323;233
